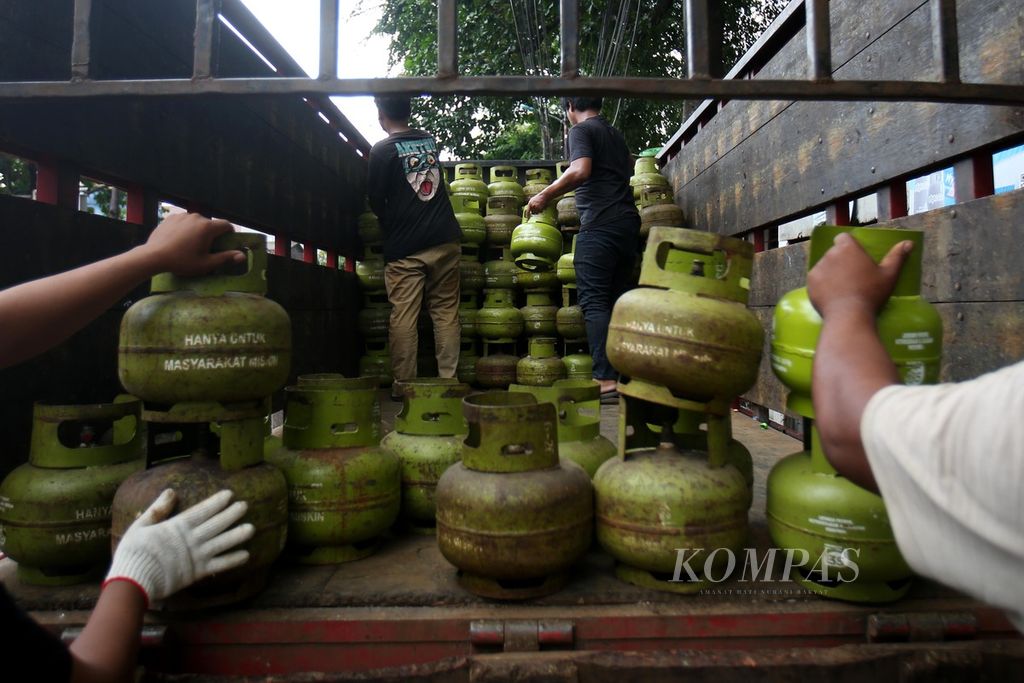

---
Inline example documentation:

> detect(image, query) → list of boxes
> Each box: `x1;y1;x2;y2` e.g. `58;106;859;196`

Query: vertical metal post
274;236;289;257
126;186;160;229
877;181;909;221
319;0;339;79
805;0;832;81
826;200;850;226
71;0;93;80
953;152;994;201
931;0;961;83
437;0;458;78
36;162;79;208
560;0;579;78
302;243;316;264
193;0;217;79
685;0;711;79
326;249;338;269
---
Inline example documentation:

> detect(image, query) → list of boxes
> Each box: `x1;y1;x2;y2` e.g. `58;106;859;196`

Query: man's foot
597;379;618;394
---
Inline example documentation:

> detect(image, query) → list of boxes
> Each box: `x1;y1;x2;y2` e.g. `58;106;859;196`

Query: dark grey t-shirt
568;116;638;228
367;129;461;262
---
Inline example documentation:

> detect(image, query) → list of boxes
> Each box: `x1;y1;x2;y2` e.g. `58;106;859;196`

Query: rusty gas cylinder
435;392;592;599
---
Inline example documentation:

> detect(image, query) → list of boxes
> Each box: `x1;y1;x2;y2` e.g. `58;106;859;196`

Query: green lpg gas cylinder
638;188;684;240
381;379;470;533
459;293;479;338
436;392;592;599
475;289;523;342
766;425;912;602
459;245;485;293
555;161;579;228
118;233;291;405
511;207;562;272
593;397;749;593
358;205;382;245
359;340;393;387
630;156;670;201
452;195;486;245
516;267;560;292
563;350;593;381
450;163;489;209
522;168;553;201
265;377;400;563
484;196;522;246
510;380;616;478
520;289;558;336
607;227;763;406
487;165;525;202
516;337;567;386
771;226;942;417
0;400;145;585
557;235;577;286
457;339;480;385
483;250;519;289
357;293;391;341
556;295;586;341
111;414;288;609
475;345;519;389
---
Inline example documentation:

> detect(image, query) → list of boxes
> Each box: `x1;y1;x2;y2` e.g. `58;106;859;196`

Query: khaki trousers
384;241;461;383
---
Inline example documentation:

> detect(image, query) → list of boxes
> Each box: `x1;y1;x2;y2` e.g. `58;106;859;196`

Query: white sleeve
860;360;1024;627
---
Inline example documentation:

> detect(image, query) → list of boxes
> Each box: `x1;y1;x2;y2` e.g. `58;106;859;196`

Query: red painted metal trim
344;257;355;273
302;243;315;263
954;151;995;201
36;161;78;207
877;180;909;221
325;249;338;269
274;236;289;257
826;200;850;226
752;228;765;253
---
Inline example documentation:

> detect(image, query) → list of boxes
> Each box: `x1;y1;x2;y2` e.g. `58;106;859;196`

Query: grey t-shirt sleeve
860;360;1024;630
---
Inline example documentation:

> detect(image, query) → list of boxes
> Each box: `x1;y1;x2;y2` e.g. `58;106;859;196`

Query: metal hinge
867;612;976;643
469;619;575;652
62;624;167;646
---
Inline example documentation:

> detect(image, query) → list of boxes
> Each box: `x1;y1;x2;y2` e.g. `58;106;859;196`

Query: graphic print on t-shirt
395;138;440;202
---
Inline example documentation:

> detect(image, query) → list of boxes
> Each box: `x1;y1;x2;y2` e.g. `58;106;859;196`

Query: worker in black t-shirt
527;97;640;398
0;213;256;682
368;96;462;399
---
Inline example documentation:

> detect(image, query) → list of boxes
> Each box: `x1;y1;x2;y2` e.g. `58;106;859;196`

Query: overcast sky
239;0;393;145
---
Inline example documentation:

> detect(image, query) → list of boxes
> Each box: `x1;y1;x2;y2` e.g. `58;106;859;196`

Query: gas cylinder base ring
456;569;569;600
290;539;381;565
792;567;913;604
614;563;710;595
16;562;104;587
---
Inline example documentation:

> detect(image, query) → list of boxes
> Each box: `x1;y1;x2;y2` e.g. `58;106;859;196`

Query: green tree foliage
0;154;35;196
365;0;786;159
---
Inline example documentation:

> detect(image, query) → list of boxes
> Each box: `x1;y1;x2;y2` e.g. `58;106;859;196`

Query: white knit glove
105;489;254;605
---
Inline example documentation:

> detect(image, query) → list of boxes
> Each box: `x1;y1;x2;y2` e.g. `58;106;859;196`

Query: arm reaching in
807;232;913;491
68;489;254;683
0;213;243;368
527;157;592;214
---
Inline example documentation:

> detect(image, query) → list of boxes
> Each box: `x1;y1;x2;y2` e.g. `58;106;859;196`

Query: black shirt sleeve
366;143;391;221
0;584;73;681
568;124;594;163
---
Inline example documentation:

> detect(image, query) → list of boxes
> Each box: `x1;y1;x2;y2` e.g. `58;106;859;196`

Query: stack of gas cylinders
355;204;392;386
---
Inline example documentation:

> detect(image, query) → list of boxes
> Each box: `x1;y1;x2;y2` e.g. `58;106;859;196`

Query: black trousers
574;215;639;380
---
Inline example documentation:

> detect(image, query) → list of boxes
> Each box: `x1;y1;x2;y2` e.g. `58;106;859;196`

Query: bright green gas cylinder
608;226;763;406
594;397;749;593
563;350;592;381
630;156;670;201
118;234;291;405
435;392;592;599
483;250;519;289
359;340;392;387
511;206;562;272
767;225;940;603
487;165;525;202
450;163;489;210
557;235;577;285
452;195;486;245
510;380;616;478
556;303;586;341
767;426;912;602
381;379;470;533
771;225;943;416
265;377;400;563
0;400;145;585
